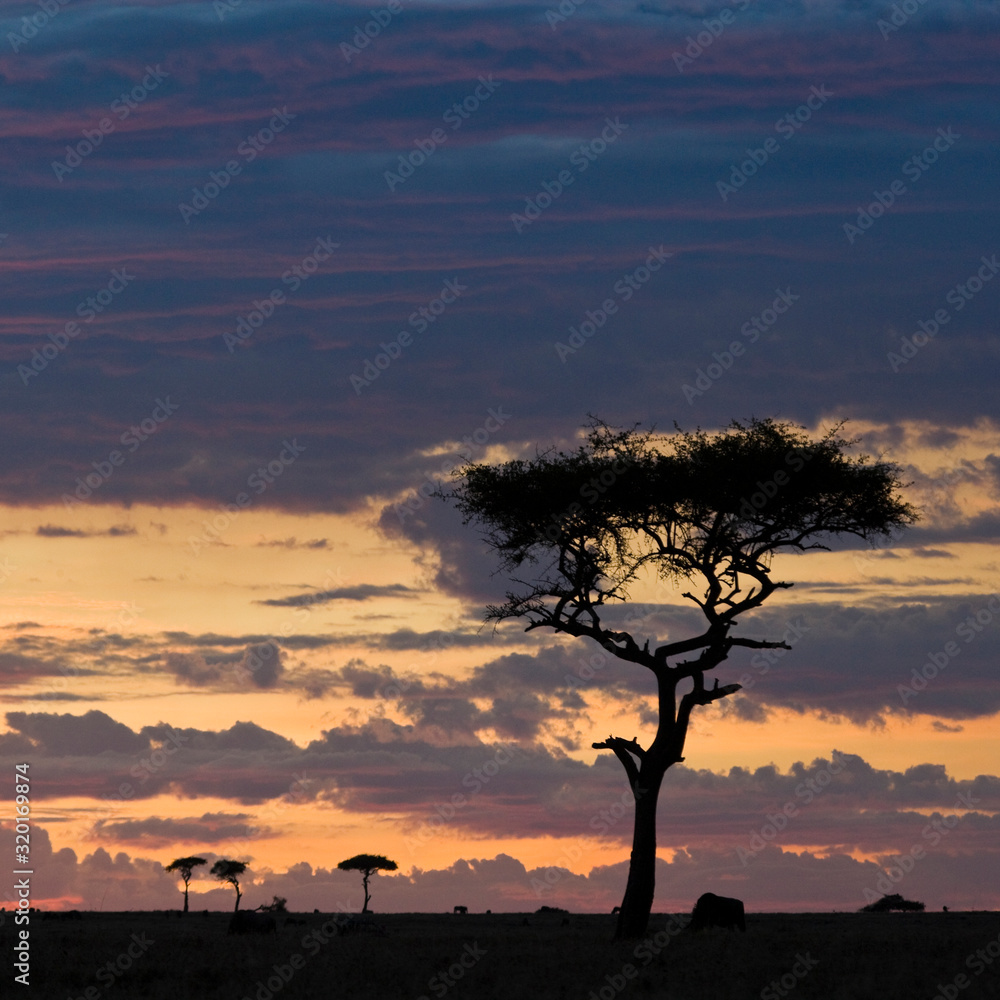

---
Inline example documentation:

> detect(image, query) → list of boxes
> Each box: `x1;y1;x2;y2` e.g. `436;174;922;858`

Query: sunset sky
1;0;999;916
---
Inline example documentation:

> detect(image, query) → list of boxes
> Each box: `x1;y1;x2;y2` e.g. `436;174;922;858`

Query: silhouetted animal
690;892;745;931
453;905;468;914
228;911;276;934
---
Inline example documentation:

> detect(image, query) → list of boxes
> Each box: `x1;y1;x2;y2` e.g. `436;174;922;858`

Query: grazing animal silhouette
228;911;276;935
690;892;745;932
453;905;468;914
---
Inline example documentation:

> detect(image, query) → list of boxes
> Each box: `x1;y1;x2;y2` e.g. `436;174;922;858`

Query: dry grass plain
6;909;1000;1000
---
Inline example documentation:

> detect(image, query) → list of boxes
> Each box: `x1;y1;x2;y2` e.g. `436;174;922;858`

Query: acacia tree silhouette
337;854;398;913
164;856;206;914
210;859;247;911
444;417;916;940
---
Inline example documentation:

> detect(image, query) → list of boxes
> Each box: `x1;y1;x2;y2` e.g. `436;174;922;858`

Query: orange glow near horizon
3;416;999;911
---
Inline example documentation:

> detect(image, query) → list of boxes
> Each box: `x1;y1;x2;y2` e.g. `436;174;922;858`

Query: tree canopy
210;859;247;911
164;856;206;914
337;854;398;913
452;418;915;638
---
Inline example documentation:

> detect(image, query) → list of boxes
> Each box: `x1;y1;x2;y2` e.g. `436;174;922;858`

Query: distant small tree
164;856;206;914
258;895;288;913
337;854;397;913
210;859;247;911
861;893;925;912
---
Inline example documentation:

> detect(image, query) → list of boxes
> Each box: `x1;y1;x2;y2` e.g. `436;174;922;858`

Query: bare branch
593;735;645;789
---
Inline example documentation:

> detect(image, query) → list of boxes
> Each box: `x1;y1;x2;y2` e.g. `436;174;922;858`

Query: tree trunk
183;885;189;913
614;764;664;941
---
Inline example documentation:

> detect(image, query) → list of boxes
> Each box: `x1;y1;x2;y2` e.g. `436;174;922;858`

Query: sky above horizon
1;0;999;916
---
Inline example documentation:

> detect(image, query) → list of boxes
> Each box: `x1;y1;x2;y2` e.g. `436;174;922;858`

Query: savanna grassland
6;910;1000;1000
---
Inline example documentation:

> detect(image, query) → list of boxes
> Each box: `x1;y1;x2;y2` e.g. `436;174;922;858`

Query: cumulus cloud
8;832;1000;914
5;709;147;756
92;813;268;849
164;642;285;689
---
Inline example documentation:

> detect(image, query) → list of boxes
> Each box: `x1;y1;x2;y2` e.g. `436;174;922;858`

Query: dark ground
5;909;1000;999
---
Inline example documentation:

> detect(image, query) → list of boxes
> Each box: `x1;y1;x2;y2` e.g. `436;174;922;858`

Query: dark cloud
254;537;328;549
35;524;137;537
257;583;418;606
4;708;997;868
721;597;1000;723
0;1;993;517
163;642;285;690
93;813;267;848
5;709;148;755
0;650;76;686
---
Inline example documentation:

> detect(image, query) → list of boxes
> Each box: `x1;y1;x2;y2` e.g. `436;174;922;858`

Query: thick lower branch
593;736;644;789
